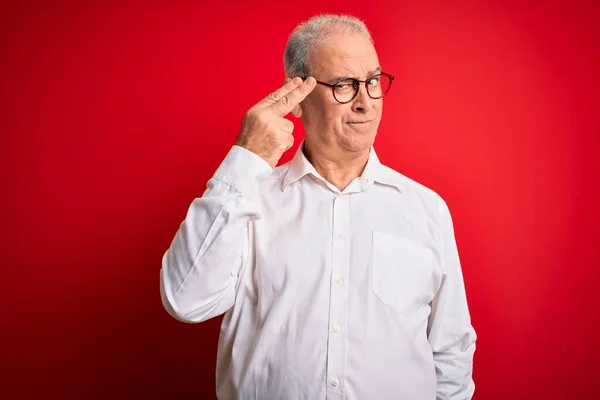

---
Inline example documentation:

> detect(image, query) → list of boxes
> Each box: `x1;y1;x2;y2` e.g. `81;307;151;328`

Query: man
160;14;477;400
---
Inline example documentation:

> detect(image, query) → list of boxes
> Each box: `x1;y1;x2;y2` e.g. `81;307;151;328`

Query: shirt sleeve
427;198;478;399
159;145;272;323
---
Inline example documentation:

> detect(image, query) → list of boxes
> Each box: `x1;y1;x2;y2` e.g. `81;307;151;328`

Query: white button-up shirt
160;141;477;400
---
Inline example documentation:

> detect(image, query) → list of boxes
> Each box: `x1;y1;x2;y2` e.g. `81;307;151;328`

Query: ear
283;77;303;118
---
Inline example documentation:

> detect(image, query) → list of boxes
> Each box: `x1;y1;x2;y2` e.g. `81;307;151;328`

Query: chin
341;132;376;152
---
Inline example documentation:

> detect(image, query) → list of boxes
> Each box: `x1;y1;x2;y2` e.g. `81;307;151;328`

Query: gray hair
283;14;373;79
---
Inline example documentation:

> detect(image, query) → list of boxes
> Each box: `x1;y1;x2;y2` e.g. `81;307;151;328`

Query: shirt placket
326;193;350;399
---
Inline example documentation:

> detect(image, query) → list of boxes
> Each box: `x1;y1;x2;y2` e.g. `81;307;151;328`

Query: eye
367;76;380;87
333;79;355;92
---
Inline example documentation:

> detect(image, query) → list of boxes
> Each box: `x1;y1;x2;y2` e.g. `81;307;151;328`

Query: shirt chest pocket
371;230;436;315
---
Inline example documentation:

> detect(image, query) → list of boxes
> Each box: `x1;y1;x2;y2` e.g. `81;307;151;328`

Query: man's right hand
235;77;317;168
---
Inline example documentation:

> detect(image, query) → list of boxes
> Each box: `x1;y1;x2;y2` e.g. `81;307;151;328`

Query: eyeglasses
307;72;394;104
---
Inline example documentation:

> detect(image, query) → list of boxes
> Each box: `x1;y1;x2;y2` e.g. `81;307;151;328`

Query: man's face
300;32;383;153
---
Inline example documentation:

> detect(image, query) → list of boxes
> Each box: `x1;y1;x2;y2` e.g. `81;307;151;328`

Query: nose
351;83;374;113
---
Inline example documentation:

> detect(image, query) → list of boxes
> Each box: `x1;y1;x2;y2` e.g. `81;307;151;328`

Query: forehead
309;32;380;79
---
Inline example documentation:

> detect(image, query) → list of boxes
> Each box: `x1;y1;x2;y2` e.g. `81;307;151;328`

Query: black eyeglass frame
304;72;395;104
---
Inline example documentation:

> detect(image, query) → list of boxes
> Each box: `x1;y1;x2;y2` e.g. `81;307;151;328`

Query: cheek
307;96;334;120
316;104;346;130
304;98;353;134
330;109;347;130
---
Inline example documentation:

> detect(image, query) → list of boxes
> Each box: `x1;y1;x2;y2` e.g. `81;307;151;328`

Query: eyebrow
331;67;382;82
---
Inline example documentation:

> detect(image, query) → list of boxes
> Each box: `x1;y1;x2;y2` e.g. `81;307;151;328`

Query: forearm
428;198;477;399
432;322;477;399
160;146;271;323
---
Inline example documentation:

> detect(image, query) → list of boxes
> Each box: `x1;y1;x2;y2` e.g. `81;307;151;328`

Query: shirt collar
282;139;404;193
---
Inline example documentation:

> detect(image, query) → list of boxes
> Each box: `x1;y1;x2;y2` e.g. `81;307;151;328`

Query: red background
2;1;599;399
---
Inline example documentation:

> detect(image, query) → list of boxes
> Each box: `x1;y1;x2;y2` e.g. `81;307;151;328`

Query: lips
347;120;373;124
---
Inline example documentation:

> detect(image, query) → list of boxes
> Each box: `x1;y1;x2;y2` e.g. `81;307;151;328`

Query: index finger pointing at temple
260;77;304;106
272;77;317;117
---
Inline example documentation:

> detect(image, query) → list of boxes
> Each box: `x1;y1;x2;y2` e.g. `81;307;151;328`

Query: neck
303;138;370;191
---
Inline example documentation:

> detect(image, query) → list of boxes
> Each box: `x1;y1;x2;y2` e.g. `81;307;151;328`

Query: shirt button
333;326;341;333
332;377;340;387
337;233;343;239
336;277;344;284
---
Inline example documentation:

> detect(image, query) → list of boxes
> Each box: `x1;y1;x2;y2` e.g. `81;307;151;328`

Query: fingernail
292;77;302;85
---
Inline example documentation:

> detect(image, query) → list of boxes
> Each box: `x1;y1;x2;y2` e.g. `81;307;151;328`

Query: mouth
347;120;374;125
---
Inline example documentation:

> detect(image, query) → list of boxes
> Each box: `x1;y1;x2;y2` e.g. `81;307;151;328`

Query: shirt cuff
213;145;273;197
